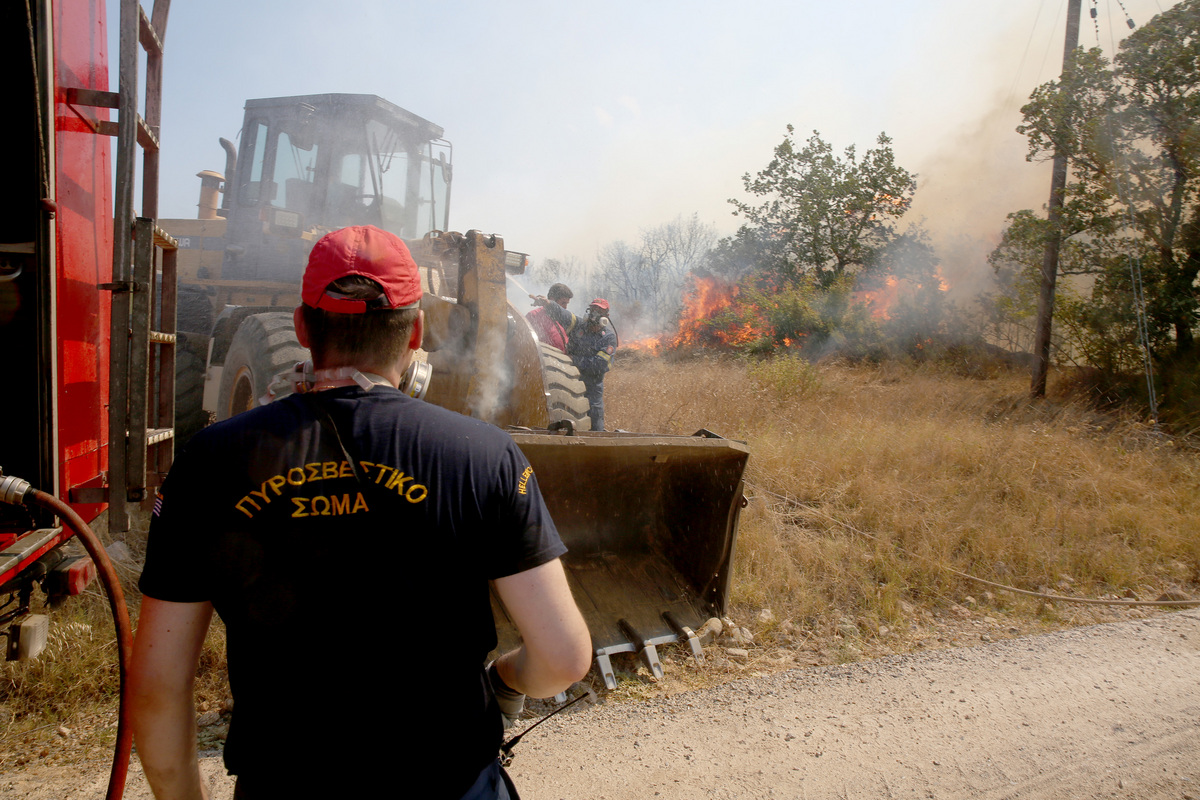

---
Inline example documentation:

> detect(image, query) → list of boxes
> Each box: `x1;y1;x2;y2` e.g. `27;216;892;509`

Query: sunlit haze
124;0;1178;300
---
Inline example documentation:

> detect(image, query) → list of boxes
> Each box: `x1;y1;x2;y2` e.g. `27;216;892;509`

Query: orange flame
624;276;775;354
936;268;951;292
854;276;901;320
853;268;951;319
672;277;743;348
624;335;664;355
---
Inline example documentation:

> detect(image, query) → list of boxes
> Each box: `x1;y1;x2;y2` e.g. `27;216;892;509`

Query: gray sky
131;0;1177;298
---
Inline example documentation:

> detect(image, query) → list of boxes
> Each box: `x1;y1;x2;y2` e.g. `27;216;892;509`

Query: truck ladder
70;0;175;531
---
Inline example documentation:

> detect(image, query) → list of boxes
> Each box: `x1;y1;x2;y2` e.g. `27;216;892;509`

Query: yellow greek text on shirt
234;459;429;519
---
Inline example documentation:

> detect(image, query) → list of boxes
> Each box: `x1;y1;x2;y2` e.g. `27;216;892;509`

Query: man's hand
531;294;548;307
486;660;526;728
129;597;214;800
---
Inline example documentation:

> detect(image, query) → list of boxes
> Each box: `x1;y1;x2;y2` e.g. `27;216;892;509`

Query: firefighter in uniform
537;297;616;431
568;299;617;431
129;225;591;800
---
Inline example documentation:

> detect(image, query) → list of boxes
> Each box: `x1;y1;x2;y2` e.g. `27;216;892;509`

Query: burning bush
622;259;969;367
627;273;885;360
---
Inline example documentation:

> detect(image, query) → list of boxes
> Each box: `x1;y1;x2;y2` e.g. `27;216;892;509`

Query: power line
1005;1;1050;113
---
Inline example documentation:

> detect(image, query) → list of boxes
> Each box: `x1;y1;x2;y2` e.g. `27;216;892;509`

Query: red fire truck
2;0;174;796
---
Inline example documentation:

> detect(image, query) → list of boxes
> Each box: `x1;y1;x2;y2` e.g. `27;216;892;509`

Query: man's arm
492;558;591;698
129;597;214;800
537;298;579;334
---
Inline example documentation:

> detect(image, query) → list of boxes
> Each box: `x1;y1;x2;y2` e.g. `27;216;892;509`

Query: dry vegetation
608;353;1199;638
0;532;228;768
3;355;1198;763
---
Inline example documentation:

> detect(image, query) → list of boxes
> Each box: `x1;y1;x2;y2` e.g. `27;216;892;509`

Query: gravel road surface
7;610;1198;799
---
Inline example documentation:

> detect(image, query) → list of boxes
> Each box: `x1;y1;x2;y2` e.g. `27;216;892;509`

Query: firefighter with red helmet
537;296;617;430
567;299;617;431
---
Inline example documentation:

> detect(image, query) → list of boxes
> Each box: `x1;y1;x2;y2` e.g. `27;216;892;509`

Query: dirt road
7;610;1198;799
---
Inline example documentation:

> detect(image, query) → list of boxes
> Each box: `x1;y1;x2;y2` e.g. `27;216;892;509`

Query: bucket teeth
595;651;618;690
589;613;710;689
663;612;705;664
619;618;667;681
640;642;665;680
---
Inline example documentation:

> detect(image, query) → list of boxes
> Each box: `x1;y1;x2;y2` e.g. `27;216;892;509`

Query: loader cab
221;94;452;283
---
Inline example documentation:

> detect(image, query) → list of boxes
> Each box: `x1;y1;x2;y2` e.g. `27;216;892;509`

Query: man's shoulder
183;390;521;459
354;390;520;451
185;398;309;451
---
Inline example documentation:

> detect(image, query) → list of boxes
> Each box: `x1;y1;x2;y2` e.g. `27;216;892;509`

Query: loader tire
217;312;308;421
539;342;592;432
174;333;210;446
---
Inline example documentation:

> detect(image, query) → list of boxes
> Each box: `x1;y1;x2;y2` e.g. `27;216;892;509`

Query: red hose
27;489;133;800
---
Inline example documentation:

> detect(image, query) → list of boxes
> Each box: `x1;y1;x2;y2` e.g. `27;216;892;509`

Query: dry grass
608;353;1200;637
0;524;229;765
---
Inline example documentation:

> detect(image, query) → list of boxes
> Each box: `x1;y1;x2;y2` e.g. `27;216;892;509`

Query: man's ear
294;306;311;348
408;310;424;352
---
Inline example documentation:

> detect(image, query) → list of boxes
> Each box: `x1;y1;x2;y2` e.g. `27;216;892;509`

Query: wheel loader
160;94;749;685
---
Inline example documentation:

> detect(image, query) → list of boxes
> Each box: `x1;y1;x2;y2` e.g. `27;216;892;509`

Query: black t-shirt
140;386;566;797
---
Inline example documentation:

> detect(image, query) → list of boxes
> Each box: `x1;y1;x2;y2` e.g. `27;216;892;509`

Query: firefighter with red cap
536;294;617;430
130;225;591;800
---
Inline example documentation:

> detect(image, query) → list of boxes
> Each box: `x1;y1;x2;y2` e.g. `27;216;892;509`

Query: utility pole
1030;0;1083;398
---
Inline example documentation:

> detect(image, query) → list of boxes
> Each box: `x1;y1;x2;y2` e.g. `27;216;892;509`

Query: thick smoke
908;92;1052;304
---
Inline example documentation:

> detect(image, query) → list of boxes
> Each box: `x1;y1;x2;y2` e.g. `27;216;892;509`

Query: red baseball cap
588;298;610;313
301;225;422;313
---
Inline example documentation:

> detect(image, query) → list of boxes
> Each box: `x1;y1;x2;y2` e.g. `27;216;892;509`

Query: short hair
548;283;573;302
300;276;419;368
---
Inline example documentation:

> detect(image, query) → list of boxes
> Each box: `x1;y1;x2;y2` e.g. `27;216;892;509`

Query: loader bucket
495;428;750;688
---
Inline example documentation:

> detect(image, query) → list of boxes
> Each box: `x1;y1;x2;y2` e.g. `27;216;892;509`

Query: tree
708;226;767;281
641;214;717;297
592;214;717;333
987;207;1177;372
985;210;1095;362
868;227;956;348
1008;0;1200;360
729;128;918;288
593;240;647;326
529;255;588;290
